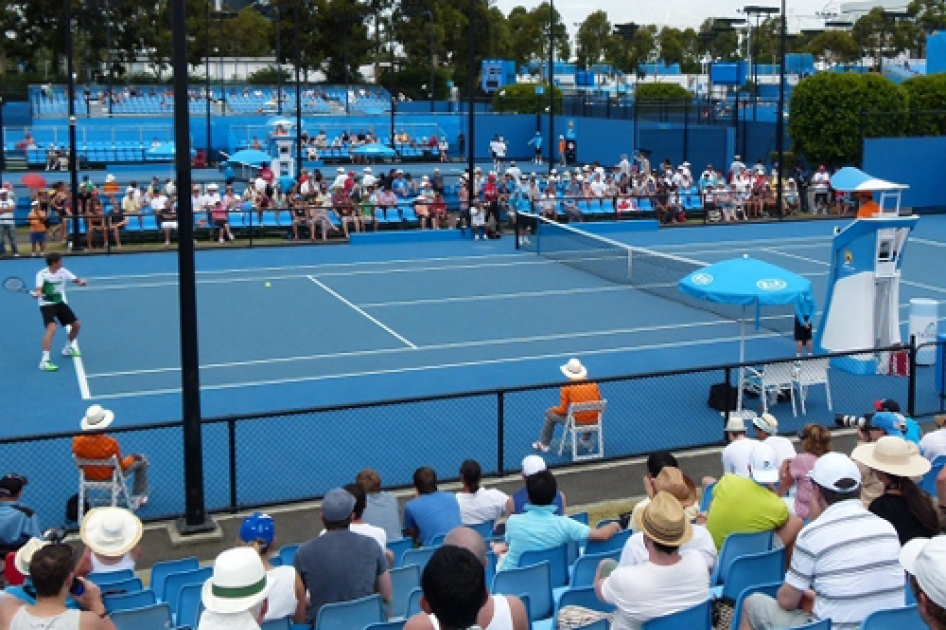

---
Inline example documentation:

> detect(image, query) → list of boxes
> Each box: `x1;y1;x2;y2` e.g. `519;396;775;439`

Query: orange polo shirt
72;434;135;480
857;199;879;219
551;381;603;425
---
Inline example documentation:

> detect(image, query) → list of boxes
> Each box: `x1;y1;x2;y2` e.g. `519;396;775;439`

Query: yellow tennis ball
264;282;272;288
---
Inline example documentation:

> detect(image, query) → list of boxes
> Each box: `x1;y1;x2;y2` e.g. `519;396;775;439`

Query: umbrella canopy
829;166;907;192
350;142;395;158
679;256;816;410
227;149;272;166
266;116;296;128
21;174;47;189
146;142;177;157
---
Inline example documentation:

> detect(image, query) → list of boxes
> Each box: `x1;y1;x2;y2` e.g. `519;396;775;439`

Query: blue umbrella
145;142;195;160
227;149;272;166
679;256;815;409
829;166;907;192
350;142;396;158
277;175;296;194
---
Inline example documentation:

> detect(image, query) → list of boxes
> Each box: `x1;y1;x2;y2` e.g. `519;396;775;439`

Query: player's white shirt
495;142;507;158
36;267;77;307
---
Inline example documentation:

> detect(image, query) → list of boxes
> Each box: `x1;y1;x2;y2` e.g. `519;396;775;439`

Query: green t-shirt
705;473;789;549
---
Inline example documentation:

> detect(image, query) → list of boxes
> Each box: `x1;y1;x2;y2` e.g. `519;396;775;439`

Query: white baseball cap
522;455;547;477
808;452;861;493
900;536;946;609
748;443;779;484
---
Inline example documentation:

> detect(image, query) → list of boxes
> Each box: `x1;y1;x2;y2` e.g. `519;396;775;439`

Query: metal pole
429;19;435;114
547;0;555;174
294;1;303;177
66;0;82;251
344;23;350;116
276;4;282;116
0;97;4;187
205;2;211;162
170;0;211;534
776;0;786;218
106;0;113;116
466;0;475;212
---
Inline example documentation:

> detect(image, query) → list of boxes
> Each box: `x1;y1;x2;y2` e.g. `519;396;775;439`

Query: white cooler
910;298;939;365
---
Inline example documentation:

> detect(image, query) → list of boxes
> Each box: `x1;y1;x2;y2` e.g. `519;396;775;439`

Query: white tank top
9;608;81;630
428;594;513;630
90;552;135;574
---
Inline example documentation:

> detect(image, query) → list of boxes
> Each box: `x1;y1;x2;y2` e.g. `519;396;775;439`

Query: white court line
763;247;946;296
911;238;946;249
655;234;835;251
306;275;417;349
66;325;92;400
86;252;531;282
88;331;784;400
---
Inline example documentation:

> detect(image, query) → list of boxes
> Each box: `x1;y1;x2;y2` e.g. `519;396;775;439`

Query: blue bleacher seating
314;593;385;630
109;602;174;630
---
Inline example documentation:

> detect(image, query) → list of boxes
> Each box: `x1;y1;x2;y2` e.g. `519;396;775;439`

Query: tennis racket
3;276;31;294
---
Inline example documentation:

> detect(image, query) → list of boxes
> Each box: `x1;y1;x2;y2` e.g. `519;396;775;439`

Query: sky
494;0;851;35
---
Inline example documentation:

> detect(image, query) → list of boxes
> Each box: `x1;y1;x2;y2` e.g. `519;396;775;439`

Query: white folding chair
558;400;607;462
742;362;798;416
795;358;832;415
74;454;133;521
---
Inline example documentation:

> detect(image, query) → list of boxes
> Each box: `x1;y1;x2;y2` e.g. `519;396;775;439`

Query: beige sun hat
14;538;50;576
653;466;697;507
633;491;693;547
851;435;931;478
80;507;143;557
201;547;272;614
560;358;588;380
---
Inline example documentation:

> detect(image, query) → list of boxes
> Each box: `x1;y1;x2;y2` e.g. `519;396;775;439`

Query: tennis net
516;213;796;335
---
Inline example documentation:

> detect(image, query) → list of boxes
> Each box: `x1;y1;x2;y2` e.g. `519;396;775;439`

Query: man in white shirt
33;252;88;371
721;416;759;478
362;167;376;188
203;183;222;209
330;167;347;191
920;415;946;462
0;188;18;256
505;161;522;182
456;459;508;528
752;413;797;467
810;165;831;214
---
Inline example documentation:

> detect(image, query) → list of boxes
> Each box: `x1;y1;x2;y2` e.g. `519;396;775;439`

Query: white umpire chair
74;455;134;521
558;400;607;462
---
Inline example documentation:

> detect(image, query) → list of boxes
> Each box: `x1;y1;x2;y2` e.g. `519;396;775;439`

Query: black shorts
794;318;812;342
41;303;77;327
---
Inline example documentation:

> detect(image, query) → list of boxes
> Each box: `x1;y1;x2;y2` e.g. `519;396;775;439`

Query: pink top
791;452;819;520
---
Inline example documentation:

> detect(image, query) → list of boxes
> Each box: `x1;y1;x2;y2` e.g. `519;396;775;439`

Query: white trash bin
910;298;939;365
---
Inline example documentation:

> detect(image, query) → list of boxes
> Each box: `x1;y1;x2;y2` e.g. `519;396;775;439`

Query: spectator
404;468;462;546
406;545;485;630
751;413;796;467
343;483;395;567
628;451;681;530
559;492;710;630
199;547;272;630
404;527;529;630
0;475;41;554
851;435;938;545
470;200;487;240
0;542;111;629
629;466;698;535
921;415;946;462
5;537;50;597
456;459;508;527
740;453;903;630
705;443;803;553
74;507;142;577
496;469;620;570
533;358;602;454
852;408;919;507
622;471;717;574
873;399;922;443
157;196;177;248
900;536;946;630
210;200;236;243
506;455;565;516
293;488;391;624
71;405;149;509
27;201;48;257
355;468;402;543
721;416;759;478
238;512;297;622
778;424;832;520
0;188;18;257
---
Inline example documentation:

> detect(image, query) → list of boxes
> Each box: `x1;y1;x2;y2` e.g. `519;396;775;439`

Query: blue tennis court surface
4;216;946;441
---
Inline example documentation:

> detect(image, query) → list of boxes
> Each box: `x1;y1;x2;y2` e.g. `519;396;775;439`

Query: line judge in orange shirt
856;190;880;219
533;358;602;453
71;405;149;508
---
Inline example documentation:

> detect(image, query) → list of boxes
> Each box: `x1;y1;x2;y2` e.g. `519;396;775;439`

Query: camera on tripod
835;412;875;429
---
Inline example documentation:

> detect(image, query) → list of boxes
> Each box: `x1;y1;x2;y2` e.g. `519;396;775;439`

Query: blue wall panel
863;136;946;210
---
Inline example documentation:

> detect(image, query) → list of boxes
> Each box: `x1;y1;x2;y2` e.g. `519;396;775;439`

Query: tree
902;74;946;135
576;10;611;69
807;30;860;65
788;72;907;167
491;82;561;114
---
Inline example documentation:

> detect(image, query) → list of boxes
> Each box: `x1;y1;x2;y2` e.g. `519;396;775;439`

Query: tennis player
33;252;88;372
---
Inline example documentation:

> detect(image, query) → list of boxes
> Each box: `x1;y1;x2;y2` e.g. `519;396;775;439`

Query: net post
723;366;732;442
908;335;917;417
514;206;521;250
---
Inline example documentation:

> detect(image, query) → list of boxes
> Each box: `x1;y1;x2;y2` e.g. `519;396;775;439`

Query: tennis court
4;216;946;440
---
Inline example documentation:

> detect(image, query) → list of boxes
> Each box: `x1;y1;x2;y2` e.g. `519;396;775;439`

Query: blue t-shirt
403;491;462;546
502;504;590;570
392;179;409;198
511;487;564;515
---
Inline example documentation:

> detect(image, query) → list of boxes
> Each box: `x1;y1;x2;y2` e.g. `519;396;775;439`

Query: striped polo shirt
785;498;903;629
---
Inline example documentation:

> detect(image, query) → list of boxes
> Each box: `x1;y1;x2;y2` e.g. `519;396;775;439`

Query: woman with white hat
852;436;939;545
73;508;142;578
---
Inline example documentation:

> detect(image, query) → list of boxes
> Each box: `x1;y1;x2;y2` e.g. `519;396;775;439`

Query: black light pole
66;0;81;251
294;0;303;176
205;1;212;162
775;0;786;217
105;0;113;116
170;0;212;535
421;11;435;113
275;4;282;115
547;0;555;173
466;0;476;217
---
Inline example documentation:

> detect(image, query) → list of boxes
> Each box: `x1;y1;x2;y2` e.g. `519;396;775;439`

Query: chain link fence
0;346;923;530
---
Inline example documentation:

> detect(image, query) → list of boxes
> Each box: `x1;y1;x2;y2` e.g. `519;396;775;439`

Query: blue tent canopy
350;142;395;158
829;167;907;192
226;149;272;166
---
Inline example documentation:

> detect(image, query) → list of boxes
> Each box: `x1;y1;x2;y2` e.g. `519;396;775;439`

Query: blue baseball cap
869;412;907;437
239;512;275;546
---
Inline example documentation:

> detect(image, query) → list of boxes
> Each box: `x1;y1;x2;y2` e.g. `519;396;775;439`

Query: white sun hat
201;547;272;614
80;404;115;431
560;358;588;380
80;507;143;557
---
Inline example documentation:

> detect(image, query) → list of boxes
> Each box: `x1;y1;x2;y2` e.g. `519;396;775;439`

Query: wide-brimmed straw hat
633;491;693;547
14;538;49;576
653;467;697;507
201;547;272;614
80;507;143;557
80;404;115;431
560;358;588;380
851;436;930;478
